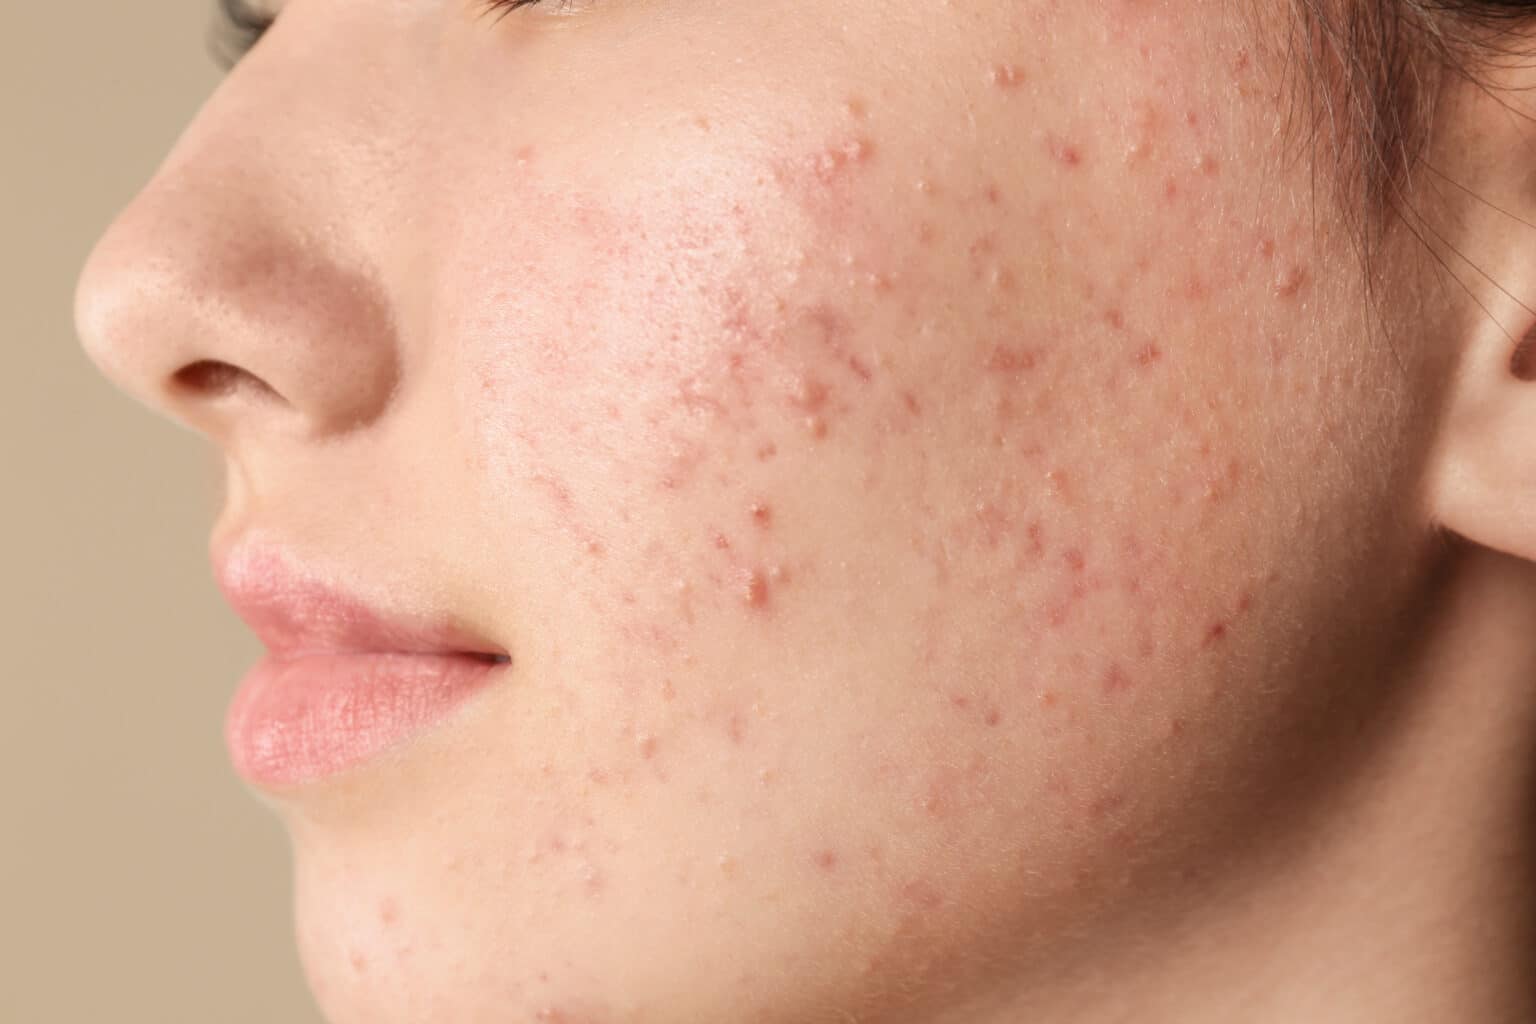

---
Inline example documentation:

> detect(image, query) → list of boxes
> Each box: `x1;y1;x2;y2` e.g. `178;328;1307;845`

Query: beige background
5;3;325;1021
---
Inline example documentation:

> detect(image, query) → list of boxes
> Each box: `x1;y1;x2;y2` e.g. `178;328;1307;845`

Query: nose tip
74;184;401;444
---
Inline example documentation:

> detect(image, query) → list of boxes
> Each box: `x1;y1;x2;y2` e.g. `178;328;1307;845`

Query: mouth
211;539;511;788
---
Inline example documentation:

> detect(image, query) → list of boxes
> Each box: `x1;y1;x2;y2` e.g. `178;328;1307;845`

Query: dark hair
1289;0;1536;244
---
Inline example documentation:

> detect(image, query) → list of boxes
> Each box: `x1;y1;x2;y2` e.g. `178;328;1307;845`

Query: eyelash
213;0;550;66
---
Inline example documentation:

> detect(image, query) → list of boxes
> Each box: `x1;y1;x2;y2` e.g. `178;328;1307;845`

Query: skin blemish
813;849;840;872
1064;548;1086;572
1198;153;1220;177
1203;621;1229;647
1087;793;1126;820
740;568;771;609
750;502;773;528
902;390;923;417
1274;264;1308;298
1039;690;1060;709
989;63;1026;89
713;532;732;551
984;707;1003;727
1103;664;1133;694
790;373;831;412
949;693;972;710
844;96;868;120
756;441;778;462
987;344;1040;374
1136;343;1163;367
808;137;876;184
379;899;399;927
638;734;658;760
806;415;829;439
847;354;874;380
1048;137;1084;168
349;950;369;975
1104;308;1126;330
1046;468;1072;502
1163;177;1180;202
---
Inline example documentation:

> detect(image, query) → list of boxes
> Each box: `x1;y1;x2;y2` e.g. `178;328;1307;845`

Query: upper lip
211;538;509;662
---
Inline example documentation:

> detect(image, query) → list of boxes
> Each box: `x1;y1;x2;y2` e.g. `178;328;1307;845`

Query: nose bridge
74;27;405;444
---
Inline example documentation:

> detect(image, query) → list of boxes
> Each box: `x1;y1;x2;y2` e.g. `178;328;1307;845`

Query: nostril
172;359;285;403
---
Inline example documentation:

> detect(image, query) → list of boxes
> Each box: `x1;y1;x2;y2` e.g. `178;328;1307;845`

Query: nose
74;43;401;445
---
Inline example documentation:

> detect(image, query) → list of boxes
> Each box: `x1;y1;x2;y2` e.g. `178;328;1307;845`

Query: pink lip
213;543;509;788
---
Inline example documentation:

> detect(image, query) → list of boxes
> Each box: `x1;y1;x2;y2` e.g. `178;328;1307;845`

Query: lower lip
224;652;503;787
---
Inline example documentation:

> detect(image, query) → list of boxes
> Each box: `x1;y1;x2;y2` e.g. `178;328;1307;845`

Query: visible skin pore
75;1;1536;1022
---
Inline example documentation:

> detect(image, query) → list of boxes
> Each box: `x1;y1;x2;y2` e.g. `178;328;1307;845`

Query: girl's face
77;1;1448;1021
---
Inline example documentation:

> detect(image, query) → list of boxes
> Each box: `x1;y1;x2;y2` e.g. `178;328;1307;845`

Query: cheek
393;38;1356;1013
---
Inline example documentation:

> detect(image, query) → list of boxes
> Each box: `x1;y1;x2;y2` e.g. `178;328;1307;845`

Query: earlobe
1429;310;1536;562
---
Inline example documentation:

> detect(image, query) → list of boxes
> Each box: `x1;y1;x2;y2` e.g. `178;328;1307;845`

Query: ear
1428;287;1536;561
1419;47;1536;559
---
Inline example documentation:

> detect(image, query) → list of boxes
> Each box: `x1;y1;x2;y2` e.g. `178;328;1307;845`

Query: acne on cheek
523;50;1296;740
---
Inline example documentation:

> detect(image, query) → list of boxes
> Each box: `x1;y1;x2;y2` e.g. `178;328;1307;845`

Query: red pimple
757;441;778;462
902;390;923;417
713;532;732;550
1064;548;1086;571
1049;138;1084;167
1198;153;1220;176
1105;308;1126;330
987;344;1039;374
1237;591;1254;613
792;373;830;412
1136;343;1163;366
741;569;770;608
1103;664;1133;693
750;502;773;527
813;849;840;872
806;415;829;439
1274;264;1307;298
1047;469;1072;501
847;354;874;380
638;734;658;760
950;693;972;710
379;899;399;926
1163;177;1180;202
985;183;1004;205
984;707;1003;727
989;63;1026;89
1039;690;1060;709
1203;621;1229;647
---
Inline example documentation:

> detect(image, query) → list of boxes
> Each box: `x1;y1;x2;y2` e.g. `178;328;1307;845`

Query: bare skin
75;0;1535;1021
